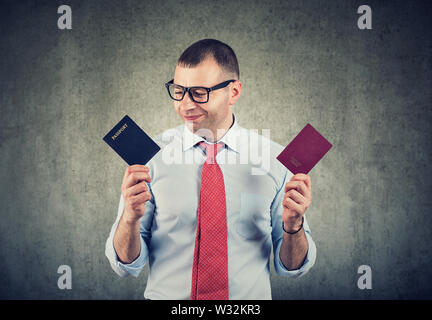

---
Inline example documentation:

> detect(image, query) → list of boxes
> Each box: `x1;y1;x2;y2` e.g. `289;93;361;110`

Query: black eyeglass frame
164;79;236;103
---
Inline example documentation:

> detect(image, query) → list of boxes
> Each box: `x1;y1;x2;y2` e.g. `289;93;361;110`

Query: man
105;39;316;299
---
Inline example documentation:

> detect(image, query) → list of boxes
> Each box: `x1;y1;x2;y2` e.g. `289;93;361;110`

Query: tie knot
199;141;224;164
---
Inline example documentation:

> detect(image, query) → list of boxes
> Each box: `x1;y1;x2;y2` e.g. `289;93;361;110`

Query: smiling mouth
184;115;203;121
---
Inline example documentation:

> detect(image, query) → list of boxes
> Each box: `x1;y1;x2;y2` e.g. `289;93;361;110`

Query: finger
124;181;148;198
285;180;308;197
286;177;312;200
291;173;308;180
282;196;303;214
134;190;152;203
292;173;311;189
122;165;150;185
124;171;152;190
126;171;152;187
127;191;152;207
284;189;306;206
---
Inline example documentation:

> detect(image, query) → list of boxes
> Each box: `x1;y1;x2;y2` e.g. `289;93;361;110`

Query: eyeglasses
165;79;236;103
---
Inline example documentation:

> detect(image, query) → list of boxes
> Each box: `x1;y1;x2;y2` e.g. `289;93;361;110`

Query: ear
229;80;242;106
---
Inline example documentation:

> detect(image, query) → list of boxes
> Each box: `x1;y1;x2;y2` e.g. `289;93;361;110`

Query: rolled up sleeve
270;170;317;278
105;190;154;278
273;216;317;277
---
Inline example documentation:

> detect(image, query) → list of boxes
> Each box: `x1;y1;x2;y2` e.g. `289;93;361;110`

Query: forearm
113;209;141;264
279;226;308;270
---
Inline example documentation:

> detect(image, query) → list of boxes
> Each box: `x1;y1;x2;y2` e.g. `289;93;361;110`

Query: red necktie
190;141;229;300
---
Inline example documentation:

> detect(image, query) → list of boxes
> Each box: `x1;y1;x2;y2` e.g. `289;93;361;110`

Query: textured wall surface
0;0;431;299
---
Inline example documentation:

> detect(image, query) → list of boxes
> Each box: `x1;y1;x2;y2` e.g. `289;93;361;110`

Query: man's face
173;58;237;136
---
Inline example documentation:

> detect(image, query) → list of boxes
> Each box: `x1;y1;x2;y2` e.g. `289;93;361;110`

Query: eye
192;88;207;96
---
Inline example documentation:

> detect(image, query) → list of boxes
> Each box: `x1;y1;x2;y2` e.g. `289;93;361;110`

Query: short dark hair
177;39;240;79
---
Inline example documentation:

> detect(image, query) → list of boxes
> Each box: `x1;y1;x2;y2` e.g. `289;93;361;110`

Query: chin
185;121;200;132
186;120;213;138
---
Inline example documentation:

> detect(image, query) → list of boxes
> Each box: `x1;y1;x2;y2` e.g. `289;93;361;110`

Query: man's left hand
282;173;312;233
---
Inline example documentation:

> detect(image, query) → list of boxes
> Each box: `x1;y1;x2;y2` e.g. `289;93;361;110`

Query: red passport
277;123;332;174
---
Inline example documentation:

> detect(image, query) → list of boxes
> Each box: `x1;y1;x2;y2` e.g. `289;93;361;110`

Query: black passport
102;115;160;165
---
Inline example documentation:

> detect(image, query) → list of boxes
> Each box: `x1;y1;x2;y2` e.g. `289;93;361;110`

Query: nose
180;91;196;111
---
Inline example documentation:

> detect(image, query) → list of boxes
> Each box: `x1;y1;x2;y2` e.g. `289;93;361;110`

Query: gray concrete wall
0;0;431;299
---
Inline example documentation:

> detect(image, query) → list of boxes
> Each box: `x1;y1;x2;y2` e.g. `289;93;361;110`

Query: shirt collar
182;114;241;153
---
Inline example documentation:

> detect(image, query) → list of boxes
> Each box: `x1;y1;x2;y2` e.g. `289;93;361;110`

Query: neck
205;114;234;143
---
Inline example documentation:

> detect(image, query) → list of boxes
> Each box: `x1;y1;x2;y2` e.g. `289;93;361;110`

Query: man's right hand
121;164;152;223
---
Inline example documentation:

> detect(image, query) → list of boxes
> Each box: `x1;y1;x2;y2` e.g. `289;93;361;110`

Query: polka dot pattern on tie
190;141;229;300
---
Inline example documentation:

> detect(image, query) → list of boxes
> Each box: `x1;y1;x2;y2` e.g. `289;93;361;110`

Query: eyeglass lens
169;85;208;103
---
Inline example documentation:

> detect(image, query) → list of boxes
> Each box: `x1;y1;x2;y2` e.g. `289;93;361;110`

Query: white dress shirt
105;114;317;299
